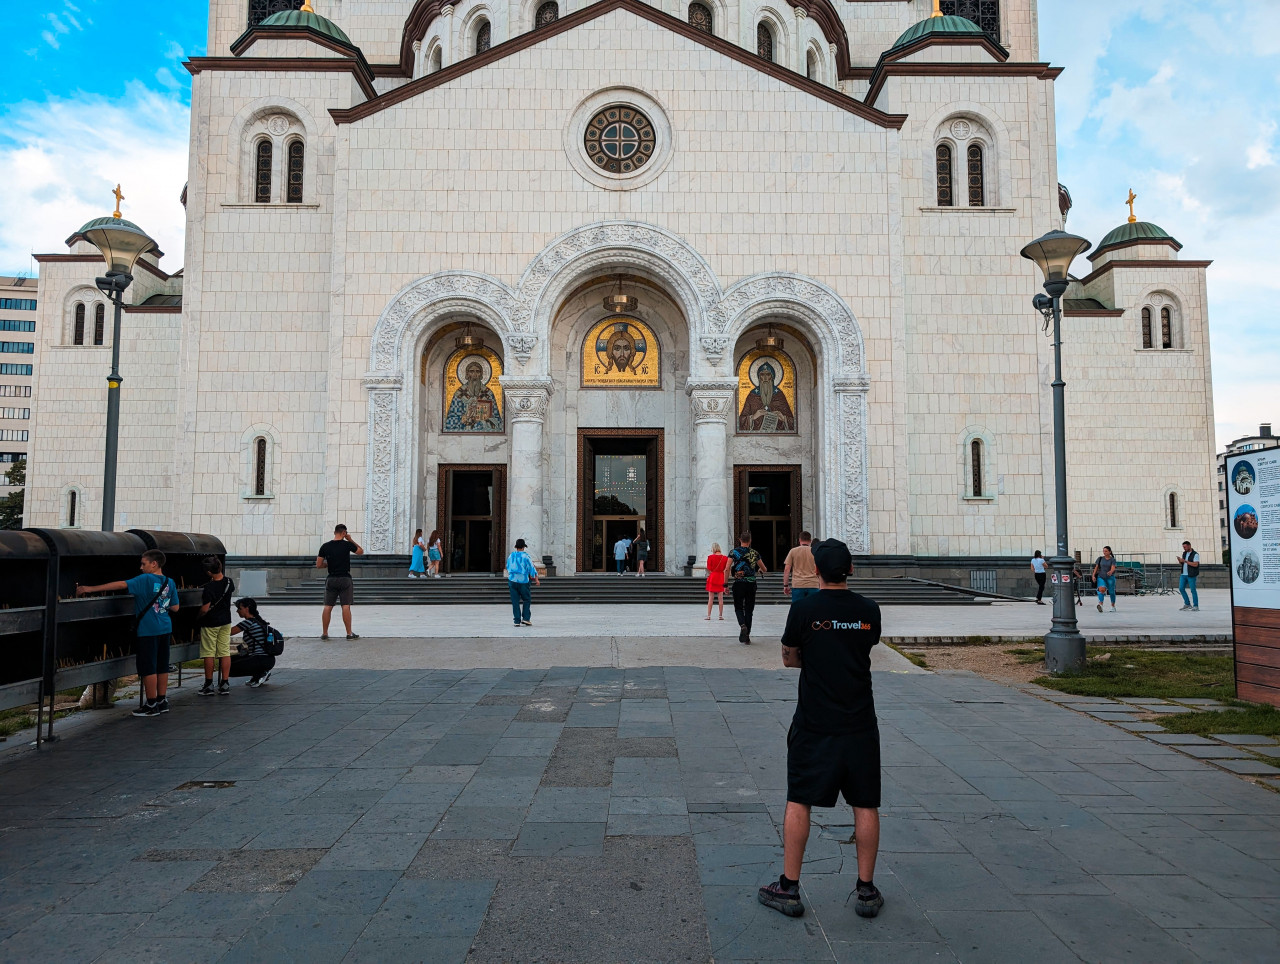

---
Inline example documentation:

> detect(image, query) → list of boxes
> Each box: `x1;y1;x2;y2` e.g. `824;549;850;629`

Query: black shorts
324;575;354;607
787;723;881;809
135;633;171;678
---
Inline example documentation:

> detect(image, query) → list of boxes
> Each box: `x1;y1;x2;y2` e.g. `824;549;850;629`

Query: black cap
515;539;527;549
811;538;852;581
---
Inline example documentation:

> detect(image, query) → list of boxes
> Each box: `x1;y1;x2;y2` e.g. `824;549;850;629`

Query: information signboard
1225;451;1280;706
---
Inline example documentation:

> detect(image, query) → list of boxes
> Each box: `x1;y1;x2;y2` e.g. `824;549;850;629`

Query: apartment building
0;276;36;508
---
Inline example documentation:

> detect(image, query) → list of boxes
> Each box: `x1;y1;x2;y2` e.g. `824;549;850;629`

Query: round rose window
584;106;656;174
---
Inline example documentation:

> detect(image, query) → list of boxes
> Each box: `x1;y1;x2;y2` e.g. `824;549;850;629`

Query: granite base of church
2;666;1276;963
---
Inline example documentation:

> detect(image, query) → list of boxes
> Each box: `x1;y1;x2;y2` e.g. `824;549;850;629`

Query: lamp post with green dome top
1020;229;1092;674
77;187;159;531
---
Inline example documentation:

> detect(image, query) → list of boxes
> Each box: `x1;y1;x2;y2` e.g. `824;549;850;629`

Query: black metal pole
1044;281;1085;673
101;281;127;531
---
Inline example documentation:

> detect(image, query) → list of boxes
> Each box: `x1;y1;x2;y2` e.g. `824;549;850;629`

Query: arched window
535;1;558;27
940;1;1001;43
1141;306;1153;348
757;22;774;62
286;140;304;203
428;45;442;73
254;139;273;203
1168;491;1179;529
73;303;85;345
806;50;817;80
688;2;713;33
67;489;77;528
970;439;984;497
936;144;954;206
254;437;268;497
1161;307;1172;349
93;303;105;346
967;143;985;207
475;20;491;54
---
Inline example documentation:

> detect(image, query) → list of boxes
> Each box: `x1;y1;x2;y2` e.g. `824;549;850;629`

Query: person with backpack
728;531;767;645
1178;541;1200;612
197;557;236;696
76;549;179;718
229;597;280;687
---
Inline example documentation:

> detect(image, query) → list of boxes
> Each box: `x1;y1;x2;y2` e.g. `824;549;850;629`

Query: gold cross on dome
932;0;943;16
112;184;124;219
1126;188;1137;224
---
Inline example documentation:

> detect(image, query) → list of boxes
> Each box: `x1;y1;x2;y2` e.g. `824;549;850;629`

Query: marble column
687;380;736;560
441;5;455;66
501;376;553;561
794;7;807;75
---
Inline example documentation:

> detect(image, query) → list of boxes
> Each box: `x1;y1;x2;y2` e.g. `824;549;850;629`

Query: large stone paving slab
1;666;1278;963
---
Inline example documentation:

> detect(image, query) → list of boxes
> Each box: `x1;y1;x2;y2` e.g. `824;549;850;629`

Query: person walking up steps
1093;546;1118;613
757;538;884;920
506;538;540;626
633;530;651;577
1030;550;1048;605
427;529;443;577
783;531;819;605
729;531;767;644
613;534;632;575
409;529;427;578
317;524;363;639
1178;541;1200;611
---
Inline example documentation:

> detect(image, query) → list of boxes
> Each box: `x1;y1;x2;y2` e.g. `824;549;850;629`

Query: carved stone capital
699;335;731;364
499;376;553;423
507;333;537;364
795;7;807;19
362;374;404;391
832;374;870;394
686;379;736;425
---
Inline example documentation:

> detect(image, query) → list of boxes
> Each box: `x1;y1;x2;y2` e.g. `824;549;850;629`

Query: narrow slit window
1141;306;1153;348
73;303;85;345
68;489;77;528
806;50;817;80
967;142;985;207
1161;307;1172;349
936;144;953;206
254;139;273;203
254;437;267;496
1168;491;1178;528
757;23;774;62
286;140;304;203
428;46;442;73
971;439;983;497
93;303;105;346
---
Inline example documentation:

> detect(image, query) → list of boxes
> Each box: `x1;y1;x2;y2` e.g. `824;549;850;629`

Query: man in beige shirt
783;531;821;604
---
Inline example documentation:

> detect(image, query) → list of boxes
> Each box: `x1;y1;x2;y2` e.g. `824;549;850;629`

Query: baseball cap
515;539;527;549
811;538;852;582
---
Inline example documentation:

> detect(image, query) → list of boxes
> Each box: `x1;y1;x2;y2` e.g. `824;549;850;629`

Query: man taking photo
758;538;884;920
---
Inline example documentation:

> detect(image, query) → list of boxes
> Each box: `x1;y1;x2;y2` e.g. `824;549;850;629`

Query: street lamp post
76;190;158;531
1020;229;1092;674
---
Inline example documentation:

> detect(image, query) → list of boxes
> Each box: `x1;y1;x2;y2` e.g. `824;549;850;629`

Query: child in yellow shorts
197;557;236;696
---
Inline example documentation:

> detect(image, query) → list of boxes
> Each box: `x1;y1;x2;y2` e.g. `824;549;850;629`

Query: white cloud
41;30;60;50
0;84;189;276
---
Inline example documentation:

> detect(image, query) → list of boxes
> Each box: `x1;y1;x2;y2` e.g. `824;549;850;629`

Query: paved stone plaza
2;655;1278;963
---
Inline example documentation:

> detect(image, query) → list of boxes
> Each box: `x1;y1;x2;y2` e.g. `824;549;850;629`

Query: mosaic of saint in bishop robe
736;348;797;433
442;346;504;433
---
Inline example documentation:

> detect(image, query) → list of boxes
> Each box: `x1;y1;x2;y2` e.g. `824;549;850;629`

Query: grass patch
888;644;928;668
1007;648;1046;666
0;707;36;739
1158;703;1280;737
1033;647;1234;700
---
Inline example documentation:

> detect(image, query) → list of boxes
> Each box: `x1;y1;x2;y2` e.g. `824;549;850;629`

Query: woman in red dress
705;543;728;620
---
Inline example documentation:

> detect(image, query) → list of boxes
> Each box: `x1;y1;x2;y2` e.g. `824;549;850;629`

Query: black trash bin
0;530;51;712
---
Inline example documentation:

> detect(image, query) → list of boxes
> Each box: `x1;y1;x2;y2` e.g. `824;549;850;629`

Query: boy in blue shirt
77;549;179;717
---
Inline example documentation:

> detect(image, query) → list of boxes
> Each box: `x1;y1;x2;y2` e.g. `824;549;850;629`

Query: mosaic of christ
737;349;797;433
581;318;659;387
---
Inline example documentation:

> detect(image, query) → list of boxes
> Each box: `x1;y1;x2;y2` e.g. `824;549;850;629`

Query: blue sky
0;0;1275;446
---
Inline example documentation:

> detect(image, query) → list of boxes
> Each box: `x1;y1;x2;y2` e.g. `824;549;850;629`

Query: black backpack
253;618;286;657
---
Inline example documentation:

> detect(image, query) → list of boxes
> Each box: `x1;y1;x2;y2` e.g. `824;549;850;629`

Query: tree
0;457;25;530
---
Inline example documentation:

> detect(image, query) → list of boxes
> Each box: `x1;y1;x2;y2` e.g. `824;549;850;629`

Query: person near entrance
317;524;363;640
782;531;819;604
613;534;632;575
633;530;651;577
758;538;884;921
729;531;767;644
506;538;540;626
409;528;427;579
1092;546;1117;613
1178;541;1200;611
427;528;443;577
76;550;179;718
1030;550;1048;605
705;543;728;620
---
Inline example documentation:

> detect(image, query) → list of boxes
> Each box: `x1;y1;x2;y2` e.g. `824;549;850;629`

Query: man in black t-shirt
758;538;885;921
316;524;363;640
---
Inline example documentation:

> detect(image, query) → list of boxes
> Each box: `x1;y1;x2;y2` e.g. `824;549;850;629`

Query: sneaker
738;625;749;643
521;620;532;626
156;697;170;713
1110;607;1116;613
346;633;360;640
757;876;804;917
853;882;884;918
1192;606;1199;611
1179;605;1190;611
198;681;215;697
218;681;231;695
259;669;272;685
1097;603;1103;612
248;677;262;688
320;634;329;640
132;701;160;718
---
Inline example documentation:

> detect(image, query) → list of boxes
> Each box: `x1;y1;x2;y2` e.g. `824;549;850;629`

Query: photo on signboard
1234;504;1259;540
1232;460;1256;496
1237;550;1261;585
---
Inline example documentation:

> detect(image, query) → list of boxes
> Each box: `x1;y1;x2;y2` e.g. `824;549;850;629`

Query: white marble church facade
26;0;1218;571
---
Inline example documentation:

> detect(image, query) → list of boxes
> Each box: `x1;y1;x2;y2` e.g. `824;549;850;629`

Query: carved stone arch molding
715;272;870;552
364;271;519;551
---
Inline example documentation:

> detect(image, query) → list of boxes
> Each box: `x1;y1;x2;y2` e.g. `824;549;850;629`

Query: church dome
258;9;355;48
890;15;986;52
1091;221;1181;259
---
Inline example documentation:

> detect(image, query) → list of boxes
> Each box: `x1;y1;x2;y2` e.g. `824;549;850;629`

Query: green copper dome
1092;221;1181;258
891;15;986;51
258;9;354;47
